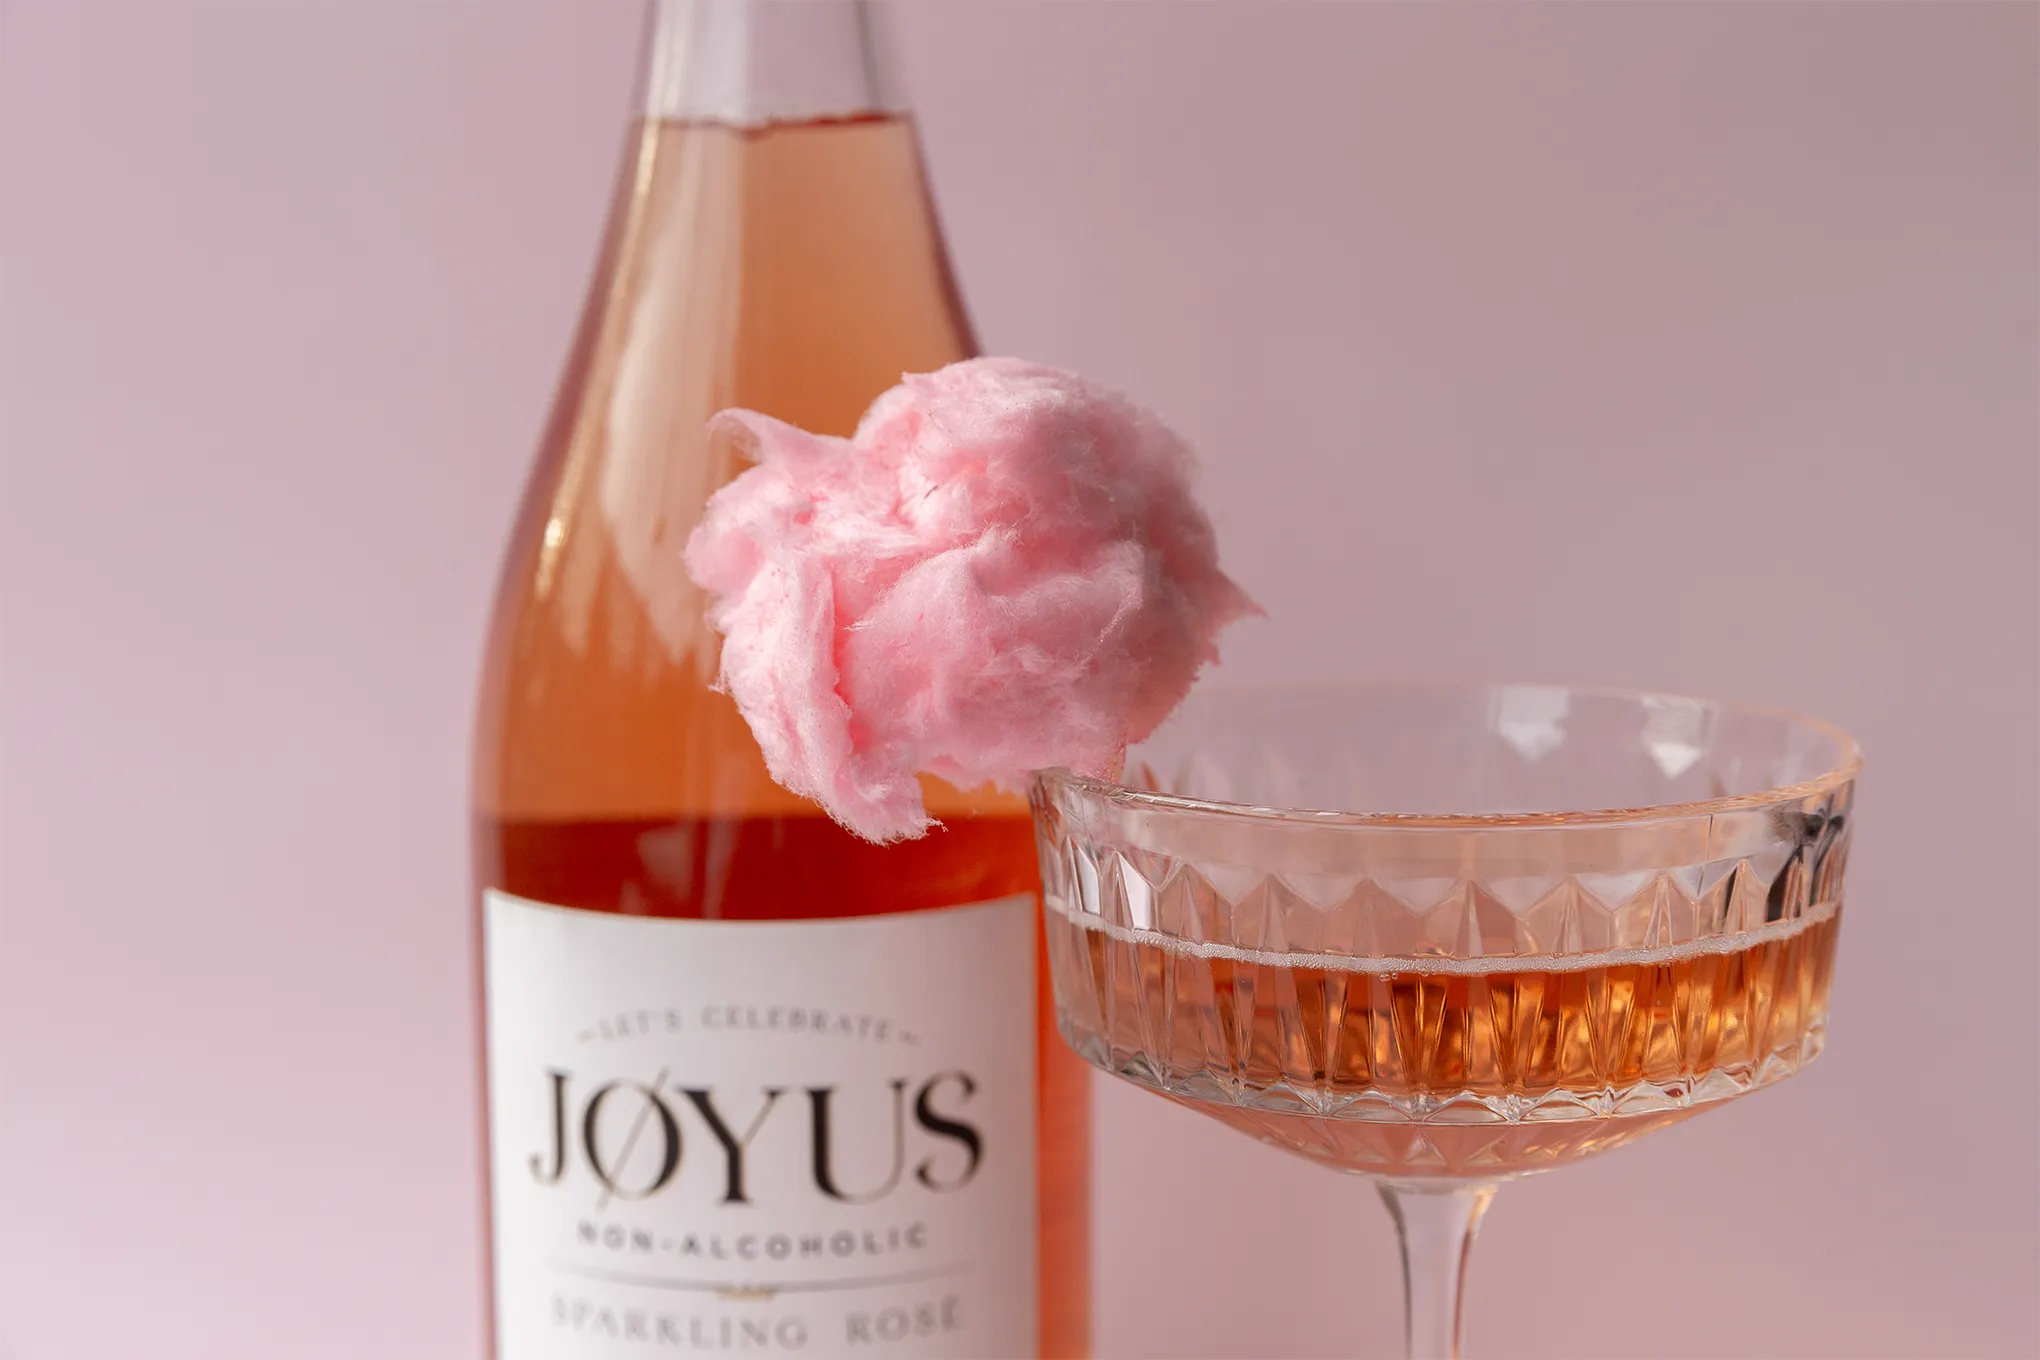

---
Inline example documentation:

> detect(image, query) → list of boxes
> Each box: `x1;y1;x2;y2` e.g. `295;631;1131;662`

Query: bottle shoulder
475;116;978;823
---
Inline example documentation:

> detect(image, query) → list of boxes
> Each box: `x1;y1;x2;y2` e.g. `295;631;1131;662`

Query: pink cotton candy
684;357;1259;842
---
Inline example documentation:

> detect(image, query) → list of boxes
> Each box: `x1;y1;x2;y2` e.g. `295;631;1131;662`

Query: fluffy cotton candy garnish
684;357;1259;842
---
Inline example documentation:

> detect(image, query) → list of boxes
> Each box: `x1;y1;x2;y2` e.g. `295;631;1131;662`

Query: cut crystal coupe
1031;682;1858;1359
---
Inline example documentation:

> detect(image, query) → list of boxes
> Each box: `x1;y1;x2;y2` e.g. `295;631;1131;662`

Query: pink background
2;2;2035;1357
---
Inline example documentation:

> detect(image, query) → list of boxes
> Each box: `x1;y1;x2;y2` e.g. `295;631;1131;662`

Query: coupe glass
1031;682;1858;1359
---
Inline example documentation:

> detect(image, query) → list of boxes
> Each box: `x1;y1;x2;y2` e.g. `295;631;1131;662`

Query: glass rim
1033;678;1863;830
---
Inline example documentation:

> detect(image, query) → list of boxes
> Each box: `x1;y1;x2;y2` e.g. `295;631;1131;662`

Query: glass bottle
470;2;1090;1355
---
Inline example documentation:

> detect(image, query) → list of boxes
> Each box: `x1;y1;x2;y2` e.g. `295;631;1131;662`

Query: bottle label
483;890;1040;1359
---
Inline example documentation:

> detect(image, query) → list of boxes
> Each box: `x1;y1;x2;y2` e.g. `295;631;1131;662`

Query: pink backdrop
2;3;2035;1357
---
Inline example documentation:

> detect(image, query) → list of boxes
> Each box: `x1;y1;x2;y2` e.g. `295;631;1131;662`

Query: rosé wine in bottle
470;4;1089;1356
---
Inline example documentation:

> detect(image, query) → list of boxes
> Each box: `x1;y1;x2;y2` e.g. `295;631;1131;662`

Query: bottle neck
640;0;898;126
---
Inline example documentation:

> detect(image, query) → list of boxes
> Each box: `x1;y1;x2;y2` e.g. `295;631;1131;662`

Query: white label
484;891;1039;1360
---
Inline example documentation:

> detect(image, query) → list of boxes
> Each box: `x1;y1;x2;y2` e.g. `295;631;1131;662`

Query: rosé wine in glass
1032;682;1858;1359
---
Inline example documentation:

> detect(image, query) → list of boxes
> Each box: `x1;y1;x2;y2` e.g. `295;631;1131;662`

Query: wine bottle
470;2;1090;1356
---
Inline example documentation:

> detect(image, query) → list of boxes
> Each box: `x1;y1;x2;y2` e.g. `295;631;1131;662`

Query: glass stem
1376;1179;1497;1360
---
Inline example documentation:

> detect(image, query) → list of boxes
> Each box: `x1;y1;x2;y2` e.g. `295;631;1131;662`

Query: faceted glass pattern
1032;683;1857;1181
